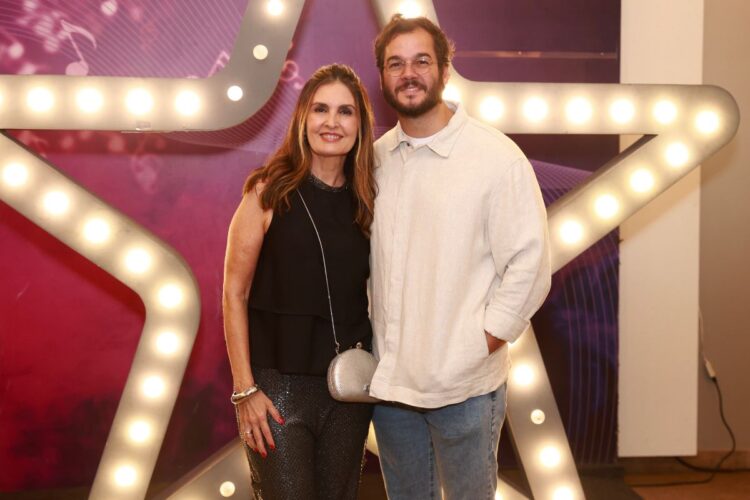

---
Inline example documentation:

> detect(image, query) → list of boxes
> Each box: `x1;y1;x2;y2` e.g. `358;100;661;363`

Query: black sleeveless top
248;176;372;375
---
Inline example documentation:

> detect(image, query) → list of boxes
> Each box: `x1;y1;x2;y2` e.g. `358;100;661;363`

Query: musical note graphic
60;20;97;76
208;49;230;76
280;59;304;89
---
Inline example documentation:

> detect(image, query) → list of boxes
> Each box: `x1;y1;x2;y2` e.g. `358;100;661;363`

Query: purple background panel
0;0;620;492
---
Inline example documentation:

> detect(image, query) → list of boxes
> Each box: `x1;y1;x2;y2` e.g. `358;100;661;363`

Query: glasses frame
385;57;435;76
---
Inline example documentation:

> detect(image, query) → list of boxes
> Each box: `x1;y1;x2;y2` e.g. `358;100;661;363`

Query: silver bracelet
230;384;260;405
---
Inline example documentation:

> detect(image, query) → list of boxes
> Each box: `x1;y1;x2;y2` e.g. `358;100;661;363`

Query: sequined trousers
243;368;373;500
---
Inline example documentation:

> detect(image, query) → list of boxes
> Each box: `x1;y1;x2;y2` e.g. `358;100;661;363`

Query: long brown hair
244;64;377;236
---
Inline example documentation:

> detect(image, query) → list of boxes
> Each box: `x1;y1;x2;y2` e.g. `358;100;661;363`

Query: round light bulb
513;364;534;387
559;220;584;245
530;409;546;425
227;85;244;102
540;446;562;468
124;248;152;274
253;44;269;60
158;284;184;308
594;194;619;219
695;110;720;134
553;486;574;500
83;218;111;244
266;0;284;16
27;87;54;112
220;481;237;497
494;491;504;500
609;99;635;124
126;88;153;115
76;88;103;113
523;97;548;122
2;162;29;188
442;84;461;103
480;96;505;123
155;331;180;355
128;420;152;443
114;465;137;487
653;100;677;124
175;90;200;116
398;1;422;18
665;142;689;167
42;191;70;216
142;376;166;399
565;97;592;124
629;169;655;193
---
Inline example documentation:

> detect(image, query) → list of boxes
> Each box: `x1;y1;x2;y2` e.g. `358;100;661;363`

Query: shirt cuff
483;307;530;344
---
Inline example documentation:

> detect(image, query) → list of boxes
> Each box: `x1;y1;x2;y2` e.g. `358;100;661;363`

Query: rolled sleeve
484;158;551;344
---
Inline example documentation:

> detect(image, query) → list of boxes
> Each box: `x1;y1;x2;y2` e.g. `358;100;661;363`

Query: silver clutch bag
327;345;379;403
297;189;380;404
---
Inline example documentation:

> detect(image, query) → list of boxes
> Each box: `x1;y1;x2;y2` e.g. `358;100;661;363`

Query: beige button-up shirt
369;103;551;408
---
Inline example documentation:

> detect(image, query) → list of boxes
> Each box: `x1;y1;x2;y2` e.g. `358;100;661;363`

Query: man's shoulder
460;114;525;161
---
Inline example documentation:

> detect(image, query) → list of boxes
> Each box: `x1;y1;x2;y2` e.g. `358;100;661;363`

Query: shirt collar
386;101;467;158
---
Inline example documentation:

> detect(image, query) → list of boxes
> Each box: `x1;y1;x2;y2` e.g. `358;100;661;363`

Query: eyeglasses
385;57;434;76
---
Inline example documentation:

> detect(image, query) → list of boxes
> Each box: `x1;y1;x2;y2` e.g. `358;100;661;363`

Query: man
369;15;551;499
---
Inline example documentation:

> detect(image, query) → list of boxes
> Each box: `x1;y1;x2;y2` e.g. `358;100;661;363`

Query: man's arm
484;157;551;345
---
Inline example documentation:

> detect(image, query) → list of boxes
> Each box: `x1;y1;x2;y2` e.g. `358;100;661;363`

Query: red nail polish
261;451;267;458
270;443;276;450
280;418;286;425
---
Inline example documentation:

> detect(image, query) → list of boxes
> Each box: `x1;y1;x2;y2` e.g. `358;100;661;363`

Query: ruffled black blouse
248;176;372;376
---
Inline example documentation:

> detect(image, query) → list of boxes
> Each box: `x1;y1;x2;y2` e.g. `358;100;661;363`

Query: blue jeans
372;384;507;500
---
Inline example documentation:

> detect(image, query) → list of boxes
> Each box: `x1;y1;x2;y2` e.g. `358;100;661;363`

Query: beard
383;75;445;118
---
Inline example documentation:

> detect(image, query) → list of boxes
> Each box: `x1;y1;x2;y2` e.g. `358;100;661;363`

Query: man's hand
485;331;506;355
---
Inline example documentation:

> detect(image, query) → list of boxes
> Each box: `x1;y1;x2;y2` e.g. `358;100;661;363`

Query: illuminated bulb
227;85;244;102
610;99;635;123
480;96;505;122
126;88;153;115
523;97;548;122
42;191;70;216
553;486;574;500
175;90;201;116
2;162;29;187
494;491;503;500
594;194;619;219
559;220;584;245
530;409;546;425
398;1;422;18
128;420;152;443
142;376;166;399
629;169;654;193
565;97;592;124
220;481;237;497
266;0;283;16
27;87;54;112
83;218;111;244
695;110;720;134
253;44;269;60
124;248;152;274
76;88;103;113
114;465;137;487
155;331;180;355
442;84;461;103
158;284;184;308
513;364;534;387
665;142;689;167
540;446;562;468
653;100;677;124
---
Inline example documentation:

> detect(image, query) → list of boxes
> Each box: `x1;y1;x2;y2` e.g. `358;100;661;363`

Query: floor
357;469;750;499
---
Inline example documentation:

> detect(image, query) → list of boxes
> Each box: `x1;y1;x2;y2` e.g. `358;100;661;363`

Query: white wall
618;0;704;456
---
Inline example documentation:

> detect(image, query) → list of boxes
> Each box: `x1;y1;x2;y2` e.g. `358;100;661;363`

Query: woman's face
305;81;359;165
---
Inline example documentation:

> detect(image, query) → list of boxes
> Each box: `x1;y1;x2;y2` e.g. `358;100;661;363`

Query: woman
222;64;377;500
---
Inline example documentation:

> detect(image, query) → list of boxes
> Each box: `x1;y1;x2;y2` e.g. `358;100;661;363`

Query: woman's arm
222;184;282;457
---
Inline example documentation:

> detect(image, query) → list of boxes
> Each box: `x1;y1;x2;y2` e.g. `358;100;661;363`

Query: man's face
381;28;448;118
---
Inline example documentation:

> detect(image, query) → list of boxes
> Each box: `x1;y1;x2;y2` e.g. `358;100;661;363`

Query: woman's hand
236;390;284;457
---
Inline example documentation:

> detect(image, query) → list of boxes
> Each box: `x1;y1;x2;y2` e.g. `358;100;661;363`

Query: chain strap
296;189;341;355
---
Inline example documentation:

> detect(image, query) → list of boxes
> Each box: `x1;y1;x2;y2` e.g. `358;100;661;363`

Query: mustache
396;79;427;93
